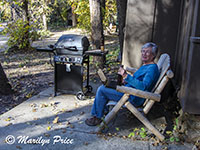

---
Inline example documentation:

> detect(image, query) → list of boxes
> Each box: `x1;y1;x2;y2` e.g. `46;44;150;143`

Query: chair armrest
125;66;137;74
116;86;161;102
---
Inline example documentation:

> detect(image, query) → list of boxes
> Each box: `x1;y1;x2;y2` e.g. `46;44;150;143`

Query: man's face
141;47;155;64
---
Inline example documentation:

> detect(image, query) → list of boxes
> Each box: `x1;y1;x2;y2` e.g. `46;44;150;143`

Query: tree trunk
11;3;21;21
43;14;47;30
23;0;30;49
116;0;127;62
42;0;48;30
72;6;77;27
89;0;104;68
0;63;12;95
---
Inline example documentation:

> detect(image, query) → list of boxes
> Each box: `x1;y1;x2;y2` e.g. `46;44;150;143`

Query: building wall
122;0;182;69
122;0;200;114
122;0;155;68
175;0;200;114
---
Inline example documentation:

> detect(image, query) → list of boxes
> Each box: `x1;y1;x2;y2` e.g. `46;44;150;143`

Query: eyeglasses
141;49;151;55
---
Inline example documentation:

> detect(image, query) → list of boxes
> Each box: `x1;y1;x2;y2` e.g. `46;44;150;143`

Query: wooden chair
96;53;174;141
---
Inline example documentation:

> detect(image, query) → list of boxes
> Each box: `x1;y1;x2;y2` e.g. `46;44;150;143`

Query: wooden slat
96;94;129;132
116;86;161;102
143;70;174;114
143;76;169;114
97;69;107;83
153;54;170;91
125;101;165;141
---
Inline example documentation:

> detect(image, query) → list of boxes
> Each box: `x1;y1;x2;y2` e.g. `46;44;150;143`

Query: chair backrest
142;53;171;114
152;53;170;92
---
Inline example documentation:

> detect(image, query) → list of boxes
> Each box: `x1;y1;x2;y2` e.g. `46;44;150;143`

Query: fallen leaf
40;103;48;108
62;109;73;113
50;101;56;106
75;103;79;108
5;117;11;121
47;126;51;130
26;122;31;125
108;133;112;136
32;108;37;112
80;111;85;115
66;110;73;113
166;131;172;135
30;103;37;107
44;133;50;137
26;93;32;98
62;129;66;133
61;108;66;112
5;123;13;126
84;142;89;145
16;145;22;149
49;97;53;100
162;146;168;150
5;118;10;122
66;121;71;125
53;117;59;124
70;124;74;129
54;111;61;115
115;127;120;131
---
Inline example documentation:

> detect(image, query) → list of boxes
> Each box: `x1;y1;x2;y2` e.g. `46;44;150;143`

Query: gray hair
142;42;158;57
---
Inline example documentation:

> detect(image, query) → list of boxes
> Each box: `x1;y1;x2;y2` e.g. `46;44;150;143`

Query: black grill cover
55;34;90;56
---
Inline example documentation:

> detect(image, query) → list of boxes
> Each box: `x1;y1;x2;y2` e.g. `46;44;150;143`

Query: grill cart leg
86;56;90;88
54;61;57;97
85;56;93;93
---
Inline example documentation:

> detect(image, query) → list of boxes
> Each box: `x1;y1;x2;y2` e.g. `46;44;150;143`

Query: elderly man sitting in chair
85;42;160;126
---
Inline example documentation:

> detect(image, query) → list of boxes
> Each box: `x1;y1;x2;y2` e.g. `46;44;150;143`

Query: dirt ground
0;28;119;115
0;50;54;114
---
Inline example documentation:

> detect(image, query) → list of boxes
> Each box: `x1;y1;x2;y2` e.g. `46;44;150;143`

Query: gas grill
37;34;107;100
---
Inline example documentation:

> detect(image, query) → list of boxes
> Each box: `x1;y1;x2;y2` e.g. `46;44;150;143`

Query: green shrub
3;19;32;50
3;19;51;50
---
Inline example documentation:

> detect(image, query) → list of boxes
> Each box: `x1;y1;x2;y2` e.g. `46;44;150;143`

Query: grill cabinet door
55;63;83;94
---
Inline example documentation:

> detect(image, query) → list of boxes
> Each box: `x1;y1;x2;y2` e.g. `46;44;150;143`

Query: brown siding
122;0;200;114
176;0;200;114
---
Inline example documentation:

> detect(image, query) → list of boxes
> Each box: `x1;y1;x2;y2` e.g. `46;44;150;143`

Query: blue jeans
91;85;126;118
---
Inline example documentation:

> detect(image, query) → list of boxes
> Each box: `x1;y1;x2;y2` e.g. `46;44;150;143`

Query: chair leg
125;101;165;141
96;94;129;132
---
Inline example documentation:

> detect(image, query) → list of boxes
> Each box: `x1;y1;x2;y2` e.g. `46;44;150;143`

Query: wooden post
125;101;165;141
96;94;129;132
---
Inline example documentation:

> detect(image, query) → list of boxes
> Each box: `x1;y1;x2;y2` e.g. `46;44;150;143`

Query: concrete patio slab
0;86;196;150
